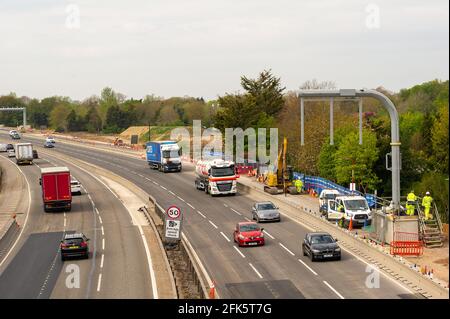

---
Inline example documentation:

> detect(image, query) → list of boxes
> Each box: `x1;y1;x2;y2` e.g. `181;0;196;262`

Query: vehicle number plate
324;254;333;258
69;246;79;249
248;242;258;246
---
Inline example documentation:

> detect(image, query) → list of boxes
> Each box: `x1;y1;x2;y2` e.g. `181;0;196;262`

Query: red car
233;222;265;247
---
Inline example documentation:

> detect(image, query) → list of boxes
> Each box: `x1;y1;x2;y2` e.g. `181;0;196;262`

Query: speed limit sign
166;205;181;220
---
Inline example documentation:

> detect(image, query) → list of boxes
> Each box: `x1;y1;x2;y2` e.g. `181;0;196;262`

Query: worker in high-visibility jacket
294;179;303;194
422;191;433;220
406;191;417;216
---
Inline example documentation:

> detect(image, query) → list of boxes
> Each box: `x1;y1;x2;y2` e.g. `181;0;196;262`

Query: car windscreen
257;203;276;210
211;166;235;177
344;199;369;211
162;150;180;158
310;235;334;244
325;193;338;200
239;224;260;232
63;238;83;245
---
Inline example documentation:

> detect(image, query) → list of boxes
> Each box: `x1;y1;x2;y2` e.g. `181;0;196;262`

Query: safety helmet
426;191;430;195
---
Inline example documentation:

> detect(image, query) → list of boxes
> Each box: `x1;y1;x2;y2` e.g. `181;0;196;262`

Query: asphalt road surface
0;132;418;299
0;135;153;299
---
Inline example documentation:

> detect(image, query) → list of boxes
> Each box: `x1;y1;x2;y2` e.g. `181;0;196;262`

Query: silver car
251;201;281;223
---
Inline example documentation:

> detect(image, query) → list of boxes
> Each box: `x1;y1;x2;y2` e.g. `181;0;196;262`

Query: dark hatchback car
33;150;38;159
6;144;14;150
302;232;341;261
60;233;90;261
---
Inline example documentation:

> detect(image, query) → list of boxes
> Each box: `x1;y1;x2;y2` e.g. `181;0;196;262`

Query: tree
85;106;102;133
431;105;449;174
49;104;71;131
334;130;380;193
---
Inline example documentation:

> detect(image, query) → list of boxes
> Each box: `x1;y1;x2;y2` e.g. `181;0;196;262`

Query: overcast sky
0;0;448;101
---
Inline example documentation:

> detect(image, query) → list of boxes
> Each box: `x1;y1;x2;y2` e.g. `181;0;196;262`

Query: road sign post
164;205;183;246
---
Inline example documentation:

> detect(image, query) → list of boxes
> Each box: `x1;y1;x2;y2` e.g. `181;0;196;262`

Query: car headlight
334;247;341;252
258;233;264;238
312;249;321;253
238;234;245;240
347;212;354;217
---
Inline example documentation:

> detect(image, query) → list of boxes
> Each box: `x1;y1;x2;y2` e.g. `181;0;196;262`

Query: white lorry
15;143;34;165
327;195;372;227
195;159;238;196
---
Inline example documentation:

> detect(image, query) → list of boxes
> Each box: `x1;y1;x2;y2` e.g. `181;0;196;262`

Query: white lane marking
298;259;318;276
160;185;167;190
244;217;251;222
279;243;295;256
249;263;263;279
177;196;185;202
95;208;100;216
233;246;246;258
98;216;103;224
102;238;105;250
323;281;345;299
100;254;104;268
169;191;175;196
220;232;231;242
187;203;195;209
145;177;152;181
35;163;40;168
138;174;145;178
87;194;92;201
152;181;158;185
231;208;242;216
97;274;102;292
263;230;275;239
208;220;218;229
223;204;228;207
197;210;206;218
101;226;104;236
63;218;67;228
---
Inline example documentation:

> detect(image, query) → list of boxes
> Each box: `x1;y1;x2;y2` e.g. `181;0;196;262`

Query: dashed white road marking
97;274;102;292
160;185;167;190
95;208;100;216
169;191;175;196
197;210;206;218
187;203;195;209
101;226;104;236
102;238;105;250
233;246;246;258
98;216;103;224
177;196;185;202
152;181;158;185
223;203;228;207
263;230;275;239
323;281;345;299
208;220;218;229
63;218;67;228
244;217;251;222
279;243;295;256
298;259;318;276
249;263;263;279
220;232;231;242
231;208;242;216
100;254;104;268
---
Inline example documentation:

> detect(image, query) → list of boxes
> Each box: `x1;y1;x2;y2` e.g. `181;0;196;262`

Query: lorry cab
328;195;372;227
146;141;182;172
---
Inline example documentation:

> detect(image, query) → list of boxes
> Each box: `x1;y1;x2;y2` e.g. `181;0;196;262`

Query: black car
60;233;90;261
6;144;14;150
11;133;20;139
302;232;341;261
33;150;39;159
44;141;54;148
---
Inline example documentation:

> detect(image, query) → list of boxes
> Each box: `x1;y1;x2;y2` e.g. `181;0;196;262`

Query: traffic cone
348;217;353;231
209;281;215;299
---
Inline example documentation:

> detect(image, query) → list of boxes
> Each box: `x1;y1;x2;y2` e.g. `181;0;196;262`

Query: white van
327;195;372;227
319;189;341;214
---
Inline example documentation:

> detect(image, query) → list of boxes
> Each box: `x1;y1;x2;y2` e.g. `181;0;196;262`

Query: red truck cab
40;167;72;212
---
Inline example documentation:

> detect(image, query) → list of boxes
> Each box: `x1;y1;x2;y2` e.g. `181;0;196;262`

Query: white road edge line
249;263;263;279
263;230;275;239
233;246;246;258
220;232;231;242
97;273;102;292
208;220;218;229
279;243;295;256
197;210;206;218
323;280;345;299
298;259;318;276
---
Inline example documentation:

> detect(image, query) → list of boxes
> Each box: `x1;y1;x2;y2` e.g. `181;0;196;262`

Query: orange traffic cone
348;217;353;231
209;281;215;299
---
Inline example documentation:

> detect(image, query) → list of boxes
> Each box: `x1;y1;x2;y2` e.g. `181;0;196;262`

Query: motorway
0;135;153;298
0;132;419;299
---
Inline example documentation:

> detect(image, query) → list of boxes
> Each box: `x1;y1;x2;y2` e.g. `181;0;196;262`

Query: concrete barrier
0;219;20;262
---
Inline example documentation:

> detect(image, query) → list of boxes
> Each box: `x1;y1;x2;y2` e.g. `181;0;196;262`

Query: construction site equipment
390;231;423;256
263;137;297;195
416;199;444;248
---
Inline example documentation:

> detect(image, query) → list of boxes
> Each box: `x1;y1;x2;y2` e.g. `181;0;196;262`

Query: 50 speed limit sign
166;205;181;220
